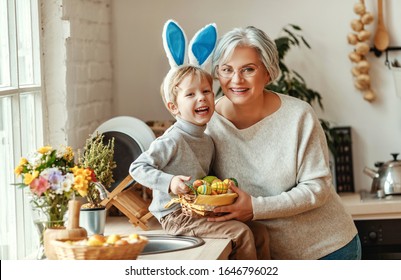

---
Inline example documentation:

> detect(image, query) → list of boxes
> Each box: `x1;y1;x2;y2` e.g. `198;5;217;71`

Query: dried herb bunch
79;132;117;208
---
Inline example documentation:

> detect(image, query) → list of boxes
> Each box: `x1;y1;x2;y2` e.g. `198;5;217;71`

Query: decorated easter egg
202;175;218;185
212;178;222;184
197;184;212;195
193;179;208;188
222;179;234;190
212;181;228;194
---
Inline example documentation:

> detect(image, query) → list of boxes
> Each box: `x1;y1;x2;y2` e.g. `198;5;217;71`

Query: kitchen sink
140;234;205;255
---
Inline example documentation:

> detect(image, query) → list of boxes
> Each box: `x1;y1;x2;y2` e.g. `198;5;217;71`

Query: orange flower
71;166;95;197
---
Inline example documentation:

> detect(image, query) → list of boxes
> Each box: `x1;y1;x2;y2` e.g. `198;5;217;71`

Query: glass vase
30;202;67;259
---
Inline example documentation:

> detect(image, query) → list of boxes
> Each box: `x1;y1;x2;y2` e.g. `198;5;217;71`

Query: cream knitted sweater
206;93;357;259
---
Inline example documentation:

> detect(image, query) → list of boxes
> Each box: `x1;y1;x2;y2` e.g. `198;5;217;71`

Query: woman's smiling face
217;46;270;105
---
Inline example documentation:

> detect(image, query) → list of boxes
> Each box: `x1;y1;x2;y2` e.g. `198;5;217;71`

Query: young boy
130;65;270;259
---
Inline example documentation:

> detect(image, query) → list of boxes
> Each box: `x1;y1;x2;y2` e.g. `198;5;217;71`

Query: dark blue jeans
319;235;362;260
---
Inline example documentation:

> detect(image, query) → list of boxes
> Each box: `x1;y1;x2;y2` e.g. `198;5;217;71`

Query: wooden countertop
104;216;232;260
339;192;401;220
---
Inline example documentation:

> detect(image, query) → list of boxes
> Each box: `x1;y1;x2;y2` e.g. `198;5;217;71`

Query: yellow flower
70;166;79;174
14;158;28;175
19;157;28;166
73;175;89;196
38;146;52;154
71;166;92;197
74;185;88;197
72;166;92;181
14;166;23;175
24;171;39;185
63;146;74;161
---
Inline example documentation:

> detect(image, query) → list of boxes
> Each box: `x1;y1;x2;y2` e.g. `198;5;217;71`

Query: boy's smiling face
168;74;215;126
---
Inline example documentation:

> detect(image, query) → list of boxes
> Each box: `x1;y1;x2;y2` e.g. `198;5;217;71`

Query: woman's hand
207;185;254;222
170;175;191;195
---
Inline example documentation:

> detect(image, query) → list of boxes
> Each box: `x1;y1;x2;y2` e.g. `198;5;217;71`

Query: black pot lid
95;116;155;191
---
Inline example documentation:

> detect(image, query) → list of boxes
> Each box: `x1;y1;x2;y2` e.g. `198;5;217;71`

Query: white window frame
0;0;43;260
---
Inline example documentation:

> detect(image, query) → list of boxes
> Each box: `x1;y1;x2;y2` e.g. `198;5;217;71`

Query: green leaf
301;37;311;49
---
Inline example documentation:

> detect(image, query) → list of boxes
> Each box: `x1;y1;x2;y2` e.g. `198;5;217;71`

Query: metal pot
363;153;401;195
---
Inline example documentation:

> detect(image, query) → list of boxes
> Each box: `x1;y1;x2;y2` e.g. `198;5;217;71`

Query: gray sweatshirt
129;117;214;221
206;93;357;259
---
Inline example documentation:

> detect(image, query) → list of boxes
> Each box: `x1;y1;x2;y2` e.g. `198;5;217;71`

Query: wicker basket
178;193;238;218
51;236;148;260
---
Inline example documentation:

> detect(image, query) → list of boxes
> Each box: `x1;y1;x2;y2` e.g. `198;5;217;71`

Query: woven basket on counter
51;237;148;260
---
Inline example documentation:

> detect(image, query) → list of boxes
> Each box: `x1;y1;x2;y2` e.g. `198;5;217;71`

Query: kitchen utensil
374;0;389;51
65;200;88;237
80;207;107;235
363;153;401;195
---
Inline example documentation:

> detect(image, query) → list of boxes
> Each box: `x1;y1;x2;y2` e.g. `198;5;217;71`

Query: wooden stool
101;175;154;230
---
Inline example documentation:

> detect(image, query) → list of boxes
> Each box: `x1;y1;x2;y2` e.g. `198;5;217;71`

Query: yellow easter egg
129;233;139;240
212;181;228;194
106;234;121;245
87;234;105;246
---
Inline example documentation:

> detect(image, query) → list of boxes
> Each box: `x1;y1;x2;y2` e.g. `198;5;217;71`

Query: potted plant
265;24;338;155
76;132;116;235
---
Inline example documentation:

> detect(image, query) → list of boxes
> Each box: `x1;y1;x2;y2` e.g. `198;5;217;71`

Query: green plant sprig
79;132;116;207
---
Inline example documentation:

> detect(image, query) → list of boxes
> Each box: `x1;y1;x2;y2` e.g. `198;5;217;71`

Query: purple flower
41;168;63;191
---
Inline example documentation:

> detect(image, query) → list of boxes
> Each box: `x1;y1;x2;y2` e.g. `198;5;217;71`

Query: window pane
20;92;39;154
0;0;42;260
20;92;41;258
0;0;11;87
0;96;18;259
0;92;41;260
16;0;34;86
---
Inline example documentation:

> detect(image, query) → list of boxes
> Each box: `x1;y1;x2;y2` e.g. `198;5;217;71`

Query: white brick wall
41;0;113;149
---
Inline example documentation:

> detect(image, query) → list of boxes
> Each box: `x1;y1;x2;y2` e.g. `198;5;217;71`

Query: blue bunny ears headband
162;20;218;103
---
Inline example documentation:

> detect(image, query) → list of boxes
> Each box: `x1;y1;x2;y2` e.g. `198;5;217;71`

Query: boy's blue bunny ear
162;20;187;68
188;23;217;67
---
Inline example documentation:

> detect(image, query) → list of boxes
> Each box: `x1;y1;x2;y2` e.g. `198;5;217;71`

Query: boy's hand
170;175;191;195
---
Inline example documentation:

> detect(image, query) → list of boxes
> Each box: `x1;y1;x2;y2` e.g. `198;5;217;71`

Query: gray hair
211;26;280;84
